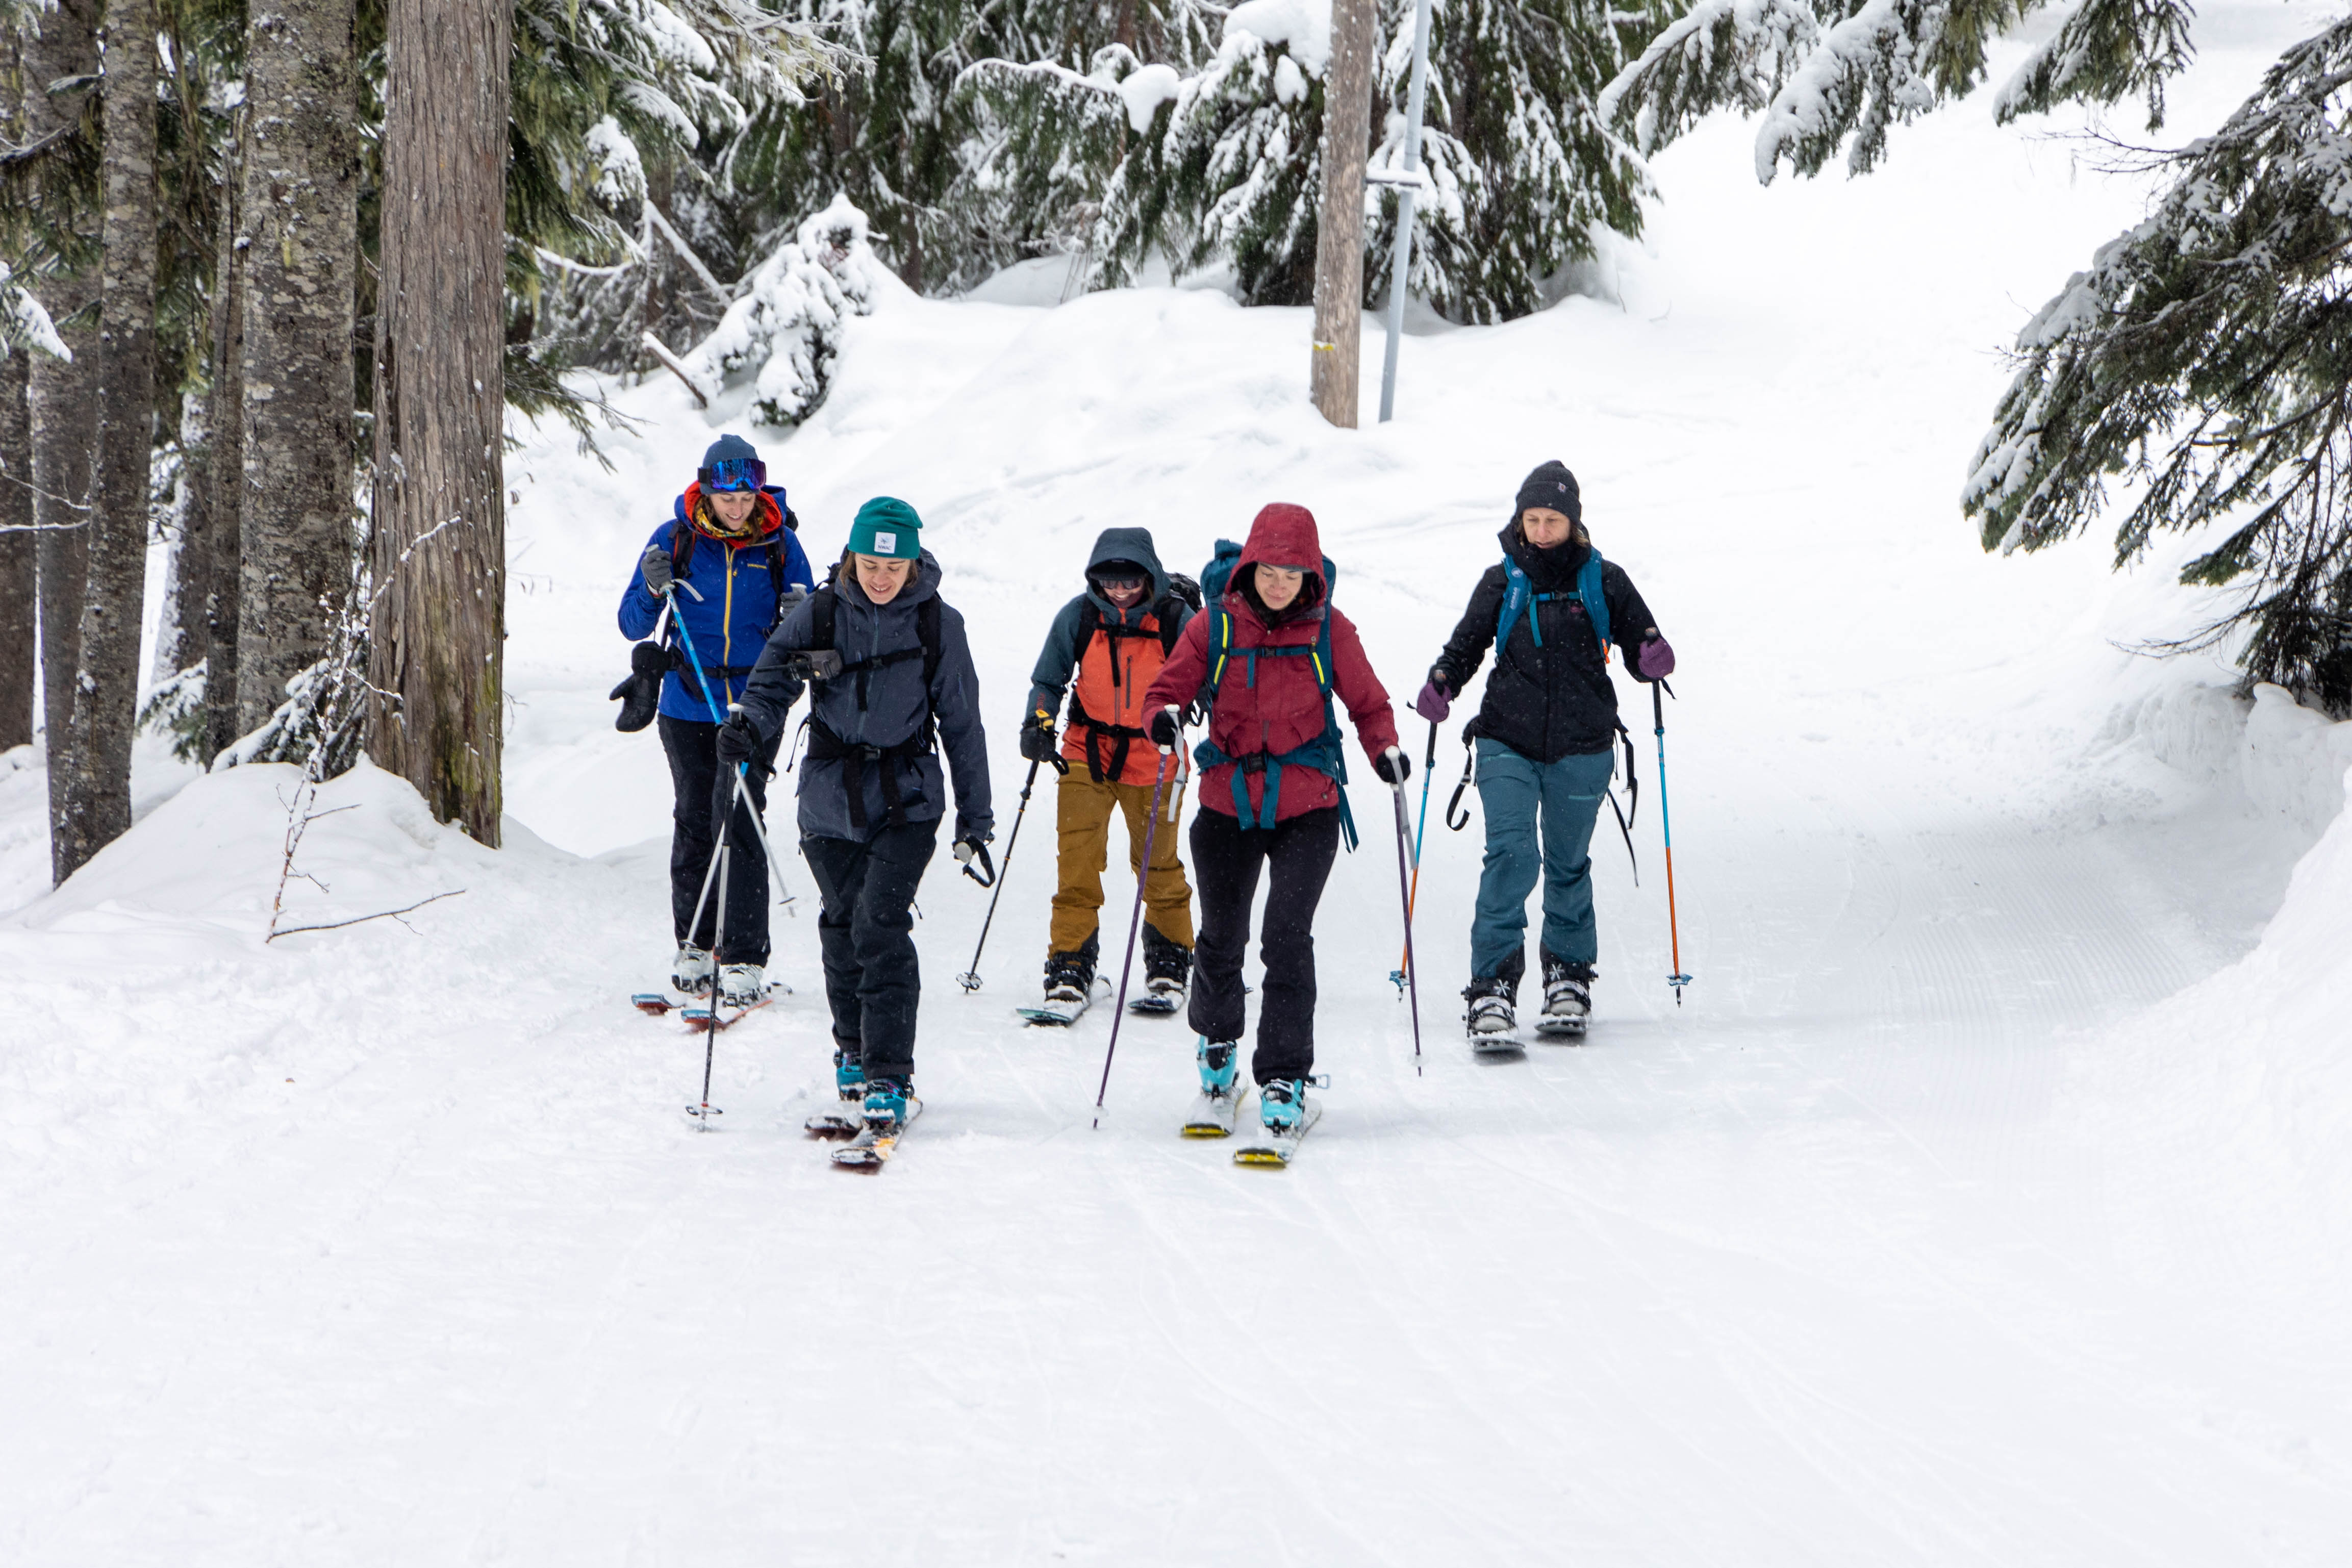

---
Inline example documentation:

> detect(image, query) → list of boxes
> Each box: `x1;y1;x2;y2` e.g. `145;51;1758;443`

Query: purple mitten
1413;679;1451;723
1636;635;1676;680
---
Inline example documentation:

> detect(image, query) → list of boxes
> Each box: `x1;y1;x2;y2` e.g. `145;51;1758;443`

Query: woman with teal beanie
727;497;995;1136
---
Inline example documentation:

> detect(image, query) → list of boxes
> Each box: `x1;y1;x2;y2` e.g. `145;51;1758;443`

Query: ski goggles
1092;573;1148;593
700;456;767;493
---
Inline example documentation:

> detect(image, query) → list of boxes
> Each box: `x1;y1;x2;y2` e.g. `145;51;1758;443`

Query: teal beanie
847;496;923;560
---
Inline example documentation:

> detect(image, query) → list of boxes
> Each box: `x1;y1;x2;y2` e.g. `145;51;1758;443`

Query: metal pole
957;755;1049;991
1093;750;1174;1128
1377;0;1436;423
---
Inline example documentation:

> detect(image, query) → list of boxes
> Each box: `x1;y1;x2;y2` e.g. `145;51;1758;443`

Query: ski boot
1197;1038;1238;1097
1258;1076;1310;1135
671;944;714;997
1462;974;1517;1036
1537;948;1591;1037
1044;940;1096;1010
717;963;765;1007
833;1038;866;1101
862;1075;912;1131
1141;925;1192;1011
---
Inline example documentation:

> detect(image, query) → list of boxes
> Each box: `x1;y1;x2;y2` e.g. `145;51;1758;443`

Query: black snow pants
660;713;783;966
1187;804;1341;1085
801;819;940;1083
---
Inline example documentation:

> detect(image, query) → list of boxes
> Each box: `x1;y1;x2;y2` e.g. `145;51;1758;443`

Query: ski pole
691;828;731;1128
957;750;1059;991
1390;718;1438;994
1652;678;1691;1004
667;591;791;906
1388;772;1423;1074
1093;746;1174;1128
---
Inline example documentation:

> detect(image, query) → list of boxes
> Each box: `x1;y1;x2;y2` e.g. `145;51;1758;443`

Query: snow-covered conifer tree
1966;15;2352;715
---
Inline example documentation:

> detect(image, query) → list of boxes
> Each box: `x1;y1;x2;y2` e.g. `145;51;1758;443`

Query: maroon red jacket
1145;503;1398;824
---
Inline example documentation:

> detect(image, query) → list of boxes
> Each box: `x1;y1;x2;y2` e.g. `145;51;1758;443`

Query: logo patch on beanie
874;531;897;554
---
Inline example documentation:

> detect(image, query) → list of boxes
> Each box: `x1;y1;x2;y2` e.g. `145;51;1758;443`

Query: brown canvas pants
1051;769;1195;956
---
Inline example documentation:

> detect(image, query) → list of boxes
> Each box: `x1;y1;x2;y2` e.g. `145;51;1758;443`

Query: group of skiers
617;437;1673;1149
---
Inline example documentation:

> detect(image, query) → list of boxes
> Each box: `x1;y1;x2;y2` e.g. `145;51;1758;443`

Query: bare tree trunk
204;170;243;760
24;0;102;870
0;36;35;754
367;0;509;845
55;0;160;879
0;352;32;754
1310;0;1378;429
235;0;358;735
152;389;207;682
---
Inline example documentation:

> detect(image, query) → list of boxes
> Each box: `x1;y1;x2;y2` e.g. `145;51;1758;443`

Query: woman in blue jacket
618;435;816;1004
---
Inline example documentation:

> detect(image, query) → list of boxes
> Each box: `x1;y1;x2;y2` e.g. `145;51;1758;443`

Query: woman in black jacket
1417;462;1674;1038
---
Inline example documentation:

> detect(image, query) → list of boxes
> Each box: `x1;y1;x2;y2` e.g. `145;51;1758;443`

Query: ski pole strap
1615;718;1639;831
1445;735;1476;831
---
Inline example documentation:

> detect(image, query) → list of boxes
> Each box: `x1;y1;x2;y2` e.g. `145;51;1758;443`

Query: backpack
1495;547;1610;660
1067;575;1198;783
1191;540;1358;851
795;567;944;833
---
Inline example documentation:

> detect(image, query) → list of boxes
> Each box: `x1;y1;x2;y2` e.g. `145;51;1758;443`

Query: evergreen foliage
1598;0;2195;183
1965;16;2352;714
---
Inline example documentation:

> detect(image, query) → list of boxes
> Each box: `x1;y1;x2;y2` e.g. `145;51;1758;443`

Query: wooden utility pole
236;0;359;734
56;0;159;879
367;0;511;845
1309;0;1378;428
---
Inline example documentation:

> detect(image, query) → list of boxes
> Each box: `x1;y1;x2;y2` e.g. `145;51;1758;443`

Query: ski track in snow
7;5;2352;1560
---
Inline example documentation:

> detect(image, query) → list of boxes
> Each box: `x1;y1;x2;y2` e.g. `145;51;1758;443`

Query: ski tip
1180;1125;1234;1140
633;994;675;1014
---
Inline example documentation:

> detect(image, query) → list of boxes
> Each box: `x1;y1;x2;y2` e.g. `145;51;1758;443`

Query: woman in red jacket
1146;503;1405;1138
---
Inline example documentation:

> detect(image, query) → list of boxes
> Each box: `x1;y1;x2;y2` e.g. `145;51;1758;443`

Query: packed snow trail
7;5;2352;1560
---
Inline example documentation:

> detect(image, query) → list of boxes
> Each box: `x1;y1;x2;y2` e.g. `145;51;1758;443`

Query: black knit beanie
1514;460;1581;526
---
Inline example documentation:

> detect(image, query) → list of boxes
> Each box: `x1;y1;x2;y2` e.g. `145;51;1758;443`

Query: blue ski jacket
617;486;817;723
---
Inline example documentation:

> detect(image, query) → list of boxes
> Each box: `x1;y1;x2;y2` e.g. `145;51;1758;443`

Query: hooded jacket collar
1083;525;1168;627
1500;522;1589;593
676;483;786;545
1229;503;1328;631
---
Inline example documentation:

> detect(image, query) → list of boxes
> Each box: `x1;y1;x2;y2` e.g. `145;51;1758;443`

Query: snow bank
2101;679;2352;836
685;193;902;429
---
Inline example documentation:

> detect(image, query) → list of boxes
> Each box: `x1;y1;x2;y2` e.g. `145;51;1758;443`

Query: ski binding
831;1097;922;1171
1233;1102;1322;1167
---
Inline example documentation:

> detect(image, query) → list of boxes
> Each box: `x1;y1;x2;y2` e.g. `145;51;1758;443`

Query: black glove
715;711;761;767
640;543;675;597
1019;714;1059;763
953;833;997;886
1374;745;1410;786
1149;705;1182;750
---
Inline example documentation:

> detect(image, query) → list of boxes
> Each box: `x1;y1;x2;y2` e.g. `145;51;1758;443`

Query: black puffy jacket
1431;527;1662;764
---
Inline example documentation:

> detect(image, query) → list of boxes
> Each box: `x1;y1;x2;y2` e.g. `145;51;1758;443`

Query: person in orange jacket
1021;527;1200;1022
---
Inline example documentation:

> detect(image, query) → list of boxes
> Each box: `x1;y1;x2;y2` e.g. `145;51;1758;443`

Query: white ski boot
717;963;766;1007
671;944;714;997
1536;950;1590;1039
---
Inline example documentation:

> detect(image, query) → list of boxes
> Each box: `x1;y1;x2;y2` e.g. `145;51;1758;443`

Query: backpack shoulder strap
1578;549;1609;652
919;596;943;690
1154;595;1183;656
671;518;696;581
1495;556;1533;650
811;583;837;649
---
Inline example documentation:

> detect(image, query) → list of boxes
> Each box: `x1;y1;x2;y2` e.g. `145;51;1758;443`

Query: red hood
677;483;784;544
1233;502;1326;618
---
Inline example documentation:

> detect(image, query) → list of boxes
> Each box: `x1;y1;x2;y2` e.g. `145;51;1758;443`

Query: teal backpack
1496;547;1610;657
1192;540;1358;851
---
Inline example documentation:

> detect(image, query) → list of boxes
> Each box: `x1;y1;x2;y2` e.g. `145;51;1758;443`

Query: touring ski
831;1098;922;1171
1181;1086;1249;1138
1018;976;1105;1027
1532;1016;1588;1042
1233;1103;1322;1167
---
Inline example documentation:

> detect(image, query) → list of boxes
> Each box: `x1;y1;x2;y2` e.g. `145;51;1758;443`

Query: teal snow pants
1469;738;1615;982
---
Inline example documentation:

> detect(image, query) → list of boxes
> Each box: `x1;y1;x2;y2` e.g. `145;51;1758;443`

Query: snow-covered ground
8;6;2352;1560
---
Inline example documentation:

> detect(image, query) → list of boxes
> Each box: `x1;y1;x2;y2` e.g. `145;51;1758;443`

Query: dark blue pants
802;820;940;1082
1470;739;1614;981
660;714;782;966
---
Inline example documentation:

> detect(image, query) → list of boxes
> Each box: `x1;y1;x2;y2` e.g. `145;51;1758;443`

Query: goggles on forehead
700;457;767;493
